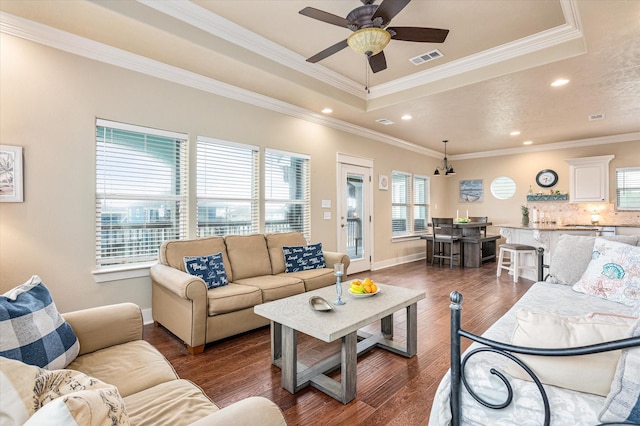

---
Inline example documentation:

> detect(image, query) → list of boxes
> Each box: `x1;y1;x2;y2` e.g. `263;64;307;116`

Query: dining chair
469;216;488;237
431;218;462;268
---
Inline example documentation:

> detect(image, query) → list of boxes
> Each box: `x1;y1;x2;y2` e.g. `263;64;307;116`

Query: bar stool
432;218;462;269
496;243;537;283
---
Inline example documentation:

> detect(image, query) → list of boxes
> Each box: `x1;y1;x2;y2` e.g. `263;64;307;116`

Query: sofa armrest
323;251;351;273
189;397;286;426
62;303;143;356
150;263;207;300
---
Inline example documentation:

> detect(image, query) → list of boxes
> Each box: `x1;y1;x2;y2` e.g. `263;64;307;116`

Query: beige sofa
150;232;350;354
61;302;286;425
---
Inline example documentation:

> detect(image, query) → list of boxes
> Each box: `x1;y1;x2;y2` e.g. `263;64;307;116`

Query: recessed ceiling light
321;108;332;114
510;131;521;136
523;140;533;145
551;79;570;87
401;114;412;120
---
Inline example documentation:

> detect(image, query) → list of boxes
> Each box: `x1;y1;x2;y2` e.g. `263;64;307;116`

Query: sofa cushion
573;238;640;306
0;356;128;425
233;275;305;303
505;309;636;396
547;234;640;285
279;268;338;292
184;253;229;289
0;276;79;369
124;379;218;426
283;243;326;272
159;236;232;281
225;234;272;280
599;318;640;423
66;340;177;398
266;232;308;274
207;284;263;316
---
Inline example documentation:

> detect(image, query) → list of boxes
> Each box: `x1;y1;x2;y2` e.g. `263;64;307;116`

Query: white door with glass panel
338;162;372;274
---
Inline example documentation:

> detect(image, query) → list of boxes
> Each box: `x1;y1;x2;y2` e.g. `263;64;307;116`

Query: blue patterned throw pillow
184;252;229;289
283;243;326;273
0;276;79;369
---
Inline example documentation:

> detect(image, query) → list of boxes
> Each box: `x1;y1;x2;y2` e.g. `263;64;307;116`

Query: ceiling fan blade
388;27;450;43
306;39;349;63
299;7;354;28
368;51;387;73
372;0;412;26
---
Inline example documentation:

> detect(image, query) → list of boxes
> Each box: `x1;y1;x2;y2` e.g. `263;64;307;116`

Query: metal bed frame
449;248;640;426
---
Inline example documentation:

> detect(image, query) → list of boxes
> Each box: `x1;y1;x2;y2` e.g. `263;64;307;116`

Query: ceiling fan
299;0;449;73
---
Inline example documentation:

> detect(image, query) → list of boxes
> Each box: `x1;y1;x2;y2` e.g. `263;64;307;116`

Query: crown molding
450;132;640;161
136;0;366;99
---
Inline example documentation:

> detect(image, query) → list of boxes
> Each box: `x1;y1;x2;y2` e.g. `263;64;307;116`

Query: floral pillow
572;238;640;306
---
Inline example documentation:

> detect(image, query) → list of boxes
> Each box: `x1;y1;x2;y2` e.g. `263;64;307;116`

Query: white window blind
264;149;310;240
196;137;259;236
96;119;187;266
392;171;410;236
616;167;640;210
413;175;430;233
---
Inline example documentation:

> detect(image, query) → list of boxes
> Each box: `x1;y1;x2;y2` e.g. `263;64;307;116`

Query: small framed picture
0;145;24;202
378;174;389;190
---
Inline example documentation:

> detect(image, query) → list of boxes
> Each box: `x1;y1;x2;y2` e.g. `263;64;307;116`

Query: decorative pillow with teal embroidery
572;238;640;306
283;243;326;272
184;252;229;289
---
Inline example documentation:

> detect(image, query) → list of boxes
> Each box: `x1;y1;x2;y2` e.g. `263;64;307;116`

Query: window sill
92;261;156;283
391;235;424;243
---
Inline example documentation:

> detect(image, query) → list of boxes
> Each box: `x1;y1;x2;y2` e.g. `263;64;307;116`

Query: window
196;137;259;236
392;171;430;237
96;120;187;267
264;149;310;240
616;167;640;210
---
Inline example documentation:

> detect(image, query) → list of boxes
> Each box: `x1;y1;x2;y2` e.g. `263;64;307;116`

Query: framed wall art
378;174;389;190
459;179;483;203
0;145;24;202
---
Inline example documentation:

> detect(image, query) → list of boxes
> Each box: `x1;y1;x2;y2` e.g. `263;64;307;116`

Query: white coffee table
254;282;425;403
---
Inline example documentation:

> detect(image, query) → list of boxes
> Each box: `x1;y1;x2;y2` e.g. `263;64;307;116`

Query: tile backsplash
526;202;640;226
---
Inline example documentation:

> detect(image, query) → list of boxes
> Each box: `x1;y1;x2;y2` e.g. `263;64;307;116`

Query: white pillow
572;238;640;306
504;309;636;396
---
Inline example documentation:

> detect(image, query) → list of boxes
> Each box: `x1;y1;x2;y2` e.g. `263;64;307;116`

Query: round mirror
490;176;516;200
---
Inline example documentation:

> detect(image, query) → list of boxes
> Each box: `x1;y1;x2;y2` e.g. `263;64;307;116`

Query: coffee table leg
406;303;418;357
341;332;357;403
270;321;282;365
381;314;393;339
281;324;297;394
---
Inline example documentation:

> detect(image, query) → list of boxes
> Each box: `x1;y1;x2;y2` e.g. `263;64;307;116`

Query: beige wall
1;34;639;313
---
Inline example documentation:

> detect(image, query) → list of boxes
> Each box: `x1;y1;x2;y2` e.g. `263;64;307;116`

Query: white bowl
347;288;380;298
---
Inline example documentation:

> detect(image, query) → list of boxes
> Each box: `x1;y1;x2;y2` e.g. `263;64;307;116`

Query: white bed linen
428;282;636;426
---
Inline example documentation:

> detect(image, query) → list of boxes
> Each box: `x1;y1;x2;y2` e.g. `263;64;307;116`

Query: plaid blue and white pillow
184;252;229;289
599;318;640;424
283;243;326;273
0;276;79;369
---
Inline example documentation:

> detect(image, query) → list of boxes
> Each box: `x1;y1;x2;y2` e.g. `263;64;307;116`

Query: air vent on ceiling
409;49;444;65
376;118;395;126
589;113;605;121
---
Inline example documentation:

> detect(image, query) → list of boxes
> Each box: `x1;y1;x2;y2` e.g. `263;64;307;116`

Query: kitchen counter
497;223;640;230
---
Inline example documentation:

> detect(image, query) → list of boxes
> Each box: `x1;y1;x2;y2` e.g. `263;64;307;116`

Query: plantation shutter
392;171;410;236
196;137;259;236
616;167;640;210
264;149;311;240
95;119;187;266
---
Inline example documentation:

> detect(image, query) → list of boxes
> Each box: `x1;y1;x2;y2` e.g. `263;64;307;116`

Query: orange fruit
363;284;372;293
371;283;377;293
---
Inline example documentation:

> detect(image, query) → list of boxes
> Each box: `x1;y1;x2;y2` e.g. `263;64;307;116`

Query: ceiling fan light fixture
347;28;391;56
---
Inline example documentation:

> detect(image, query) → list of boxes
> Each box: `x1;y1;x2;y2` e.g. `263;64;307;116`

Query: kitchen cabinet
565;155;614;202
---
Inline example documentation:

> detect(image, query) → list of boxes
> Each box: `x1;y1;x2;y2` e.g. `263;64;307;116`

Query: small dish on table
308;296;334;311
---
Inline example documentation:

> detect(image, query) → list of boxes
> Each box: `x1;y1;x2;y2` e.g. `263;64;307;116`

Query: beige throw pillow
504;309;636;396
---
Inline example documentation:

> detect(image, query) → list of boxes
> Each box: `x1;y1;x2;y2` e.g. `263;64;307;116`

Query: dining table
421;221;500;267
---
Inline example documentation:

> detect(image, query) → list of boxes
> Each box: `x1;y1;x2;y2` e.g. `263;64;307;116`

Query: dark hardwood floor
144;259;534;425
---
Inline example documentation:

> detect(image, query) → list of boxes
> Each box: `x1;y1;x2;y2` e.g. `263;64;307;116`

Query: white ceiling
1;0;639;157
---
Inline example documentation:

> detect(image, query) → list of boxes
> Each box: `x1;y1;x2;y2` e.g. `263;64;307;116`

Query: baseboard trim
372;253;426;271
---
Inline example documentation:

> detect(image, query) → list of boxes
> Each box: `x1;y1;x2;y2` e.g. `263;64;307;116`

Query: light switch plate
322;200;331;208
323;212;331;220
